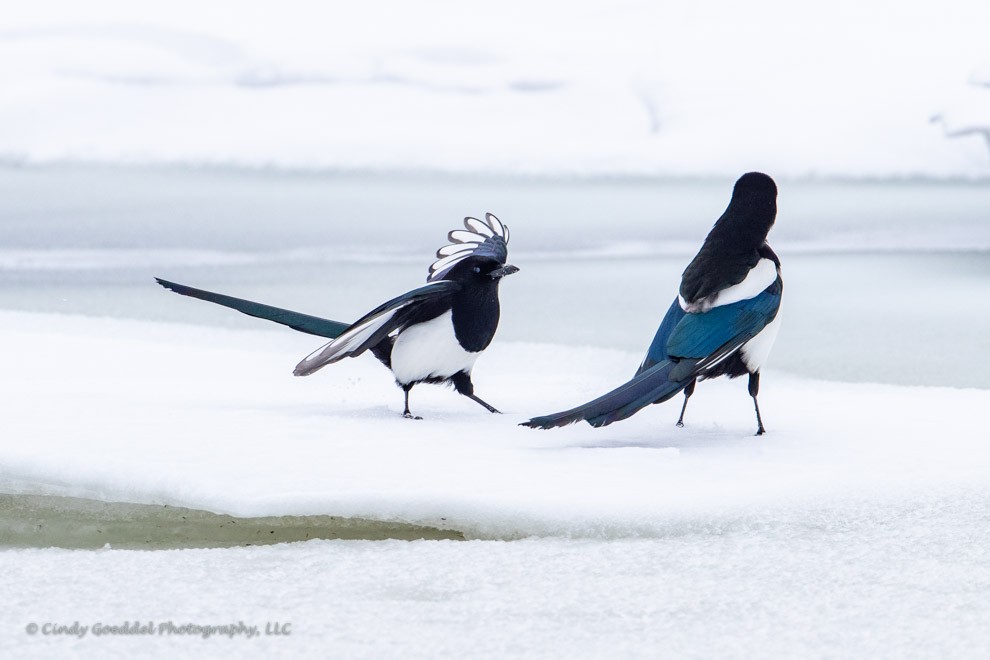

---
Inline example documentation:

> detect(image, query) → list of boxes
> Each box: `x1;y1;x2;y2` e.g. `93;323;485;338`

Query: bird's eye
472;266;481;273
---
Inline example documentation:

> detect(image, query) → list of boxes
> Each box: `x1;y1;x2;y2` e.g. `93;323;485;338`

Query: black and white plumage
157;213;518;418
523;172;783;435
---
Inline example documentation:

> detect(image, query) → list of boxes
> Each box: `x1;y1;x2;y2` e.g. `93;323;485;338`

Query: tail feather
155;278;349;339
522;361;689;429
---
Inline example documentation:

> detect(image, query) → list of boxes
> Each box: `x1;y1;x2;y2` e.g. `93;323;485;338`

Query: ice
2;169;988;392
1;1;989;177
0;248;267;271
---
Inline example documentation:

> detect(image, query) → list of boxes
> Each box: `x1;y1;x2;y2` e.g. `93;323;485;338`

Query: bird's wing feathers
293;280;461;376
428;213;510;282
637;299;687;374
679;245;761;304
667;278;781;360
155;278;350;339
638;262;780;374
680;254;777;313
525;278;781;429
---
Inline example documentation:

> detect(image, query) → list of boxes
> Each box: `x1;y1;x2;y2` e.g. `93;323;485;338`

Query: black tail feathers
521;361;690;430
155;278;349;339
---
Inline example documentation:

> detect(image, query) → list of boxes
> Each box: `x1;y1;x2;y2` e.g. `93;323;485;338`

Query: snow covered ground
5;528;990;660
2;1;989;177
3;309;990;535
2;310;990;658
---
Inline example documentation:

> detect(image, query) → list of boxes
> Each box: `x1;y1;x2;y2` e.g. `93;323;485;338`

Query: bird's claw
403;412;423;420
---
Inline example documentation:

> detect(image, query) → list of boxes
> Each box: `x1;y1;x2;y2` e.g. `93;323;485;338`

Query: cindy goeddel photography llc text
23;620;292;640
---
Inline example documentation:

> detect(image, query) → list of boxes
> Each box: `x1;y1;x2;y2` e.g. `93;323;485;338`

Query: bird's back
680;172;777;309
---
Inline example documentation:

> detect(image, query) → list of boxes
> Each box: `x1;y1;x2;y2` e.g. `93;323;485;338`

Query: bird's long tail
155;278;350;339
522;360;690;429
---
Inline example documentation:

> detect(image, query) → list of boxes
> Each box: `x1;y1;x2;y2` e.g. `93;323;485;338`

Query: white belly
390;311;479;385
740;308;782;372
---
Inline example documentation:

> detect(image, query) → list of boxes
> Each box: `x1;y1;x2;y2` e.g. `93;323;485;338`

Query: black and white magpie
157;213;518;418
523;172;782;434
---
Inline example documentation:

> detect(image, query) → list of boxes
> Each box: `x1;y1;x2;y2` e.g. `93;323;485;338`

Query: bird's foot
403;412;423;421
755;427;765;436
676;421;685;428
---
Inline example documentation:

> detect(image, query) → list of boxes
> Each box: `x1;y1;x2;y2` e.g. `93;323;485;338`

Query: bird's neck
707;209;773;257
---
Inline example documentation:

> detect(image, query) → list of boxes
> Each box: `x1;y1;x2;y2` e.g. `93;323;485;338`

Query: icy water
1;164;988;387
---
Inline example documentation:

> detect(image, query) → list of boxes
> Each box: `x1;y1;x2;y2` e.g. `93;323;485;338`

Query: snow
4;526;990;659
3;310;988;540
1;1;989;178
3;7;988;651
3;299;990;660
3;264;990;657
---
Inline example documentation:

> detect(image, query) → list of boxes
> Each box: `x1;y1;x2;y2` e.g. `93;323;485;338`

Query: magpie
156;213;518;419
523;172;782;434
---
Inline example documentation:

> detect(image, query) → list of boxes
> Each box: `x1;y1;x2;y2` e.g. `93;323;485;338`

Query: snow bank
3;310;988;539
1;1;989;177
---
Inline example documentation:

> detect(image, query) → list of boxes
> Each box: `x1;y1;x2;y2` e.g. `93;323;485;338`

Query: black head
428;214;515;283
734;171;777;197
445;255;519;286
719;172;777;242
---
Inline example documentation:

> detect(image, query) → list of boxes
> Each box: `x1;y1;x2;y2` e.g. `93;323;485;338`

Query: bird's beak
489;264;520;280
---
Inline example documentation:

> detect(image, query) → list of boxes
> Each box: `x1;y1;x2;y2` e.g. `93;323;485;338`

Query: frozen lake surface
1;165;988;387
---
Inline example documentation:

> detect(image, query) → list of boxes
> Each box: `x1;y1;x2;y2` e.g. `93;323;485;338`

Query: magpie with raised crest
523;172;782;434
157;213;518;419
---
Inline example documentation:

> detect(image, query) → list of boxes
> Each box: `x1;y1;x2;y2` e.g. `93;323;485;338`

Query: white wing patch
679;258;778;313
294;303;411;375
448;230;484;244
436;244;477;257
294;280;456;376
428;213;511;283
429;252;472;275
464;217;495;237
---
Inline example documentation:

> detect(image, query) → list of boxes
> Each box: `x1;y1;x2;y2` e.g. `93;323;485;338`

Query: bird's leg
748;372;765;435
402;385;422;420
752;398;766;436
451;372;502;414
676;378;697;428
467;394;501;414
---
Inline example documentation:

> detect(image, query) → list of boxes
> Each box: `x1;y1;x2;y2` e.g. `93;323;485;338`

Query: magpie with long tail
523;172;782;435
157;213;518;419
